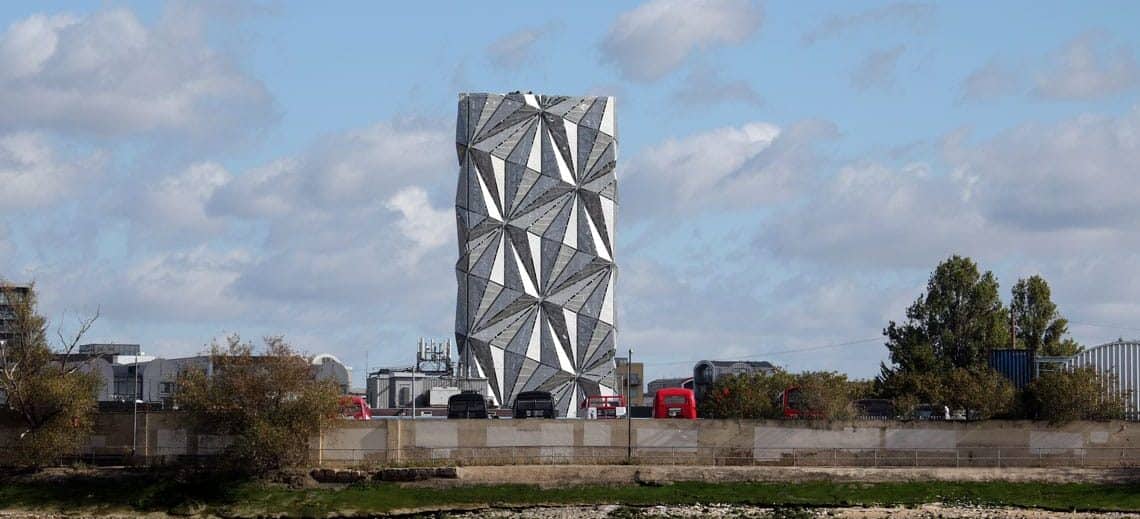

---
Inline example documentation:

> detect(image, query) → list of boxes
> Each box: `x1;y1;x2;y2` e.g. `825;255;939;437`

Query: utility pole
131;354;139;459
417;342;421;422
626;348;632;463
1010;305;1016;350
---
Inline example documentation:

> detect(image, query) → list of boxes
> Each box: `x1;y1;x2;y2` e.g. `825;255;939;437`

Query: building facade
0;284;31;344
1039;339;1140;420
614;356;644;405
455;92;618;416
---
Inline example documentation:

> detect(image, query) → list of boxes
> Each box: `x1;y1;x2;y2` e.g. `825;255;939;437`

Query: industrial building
366;338;488;411
1040;340;1140;420
454;92;619;417
614;356;644;405
988;340;1140;420
42;344;352;409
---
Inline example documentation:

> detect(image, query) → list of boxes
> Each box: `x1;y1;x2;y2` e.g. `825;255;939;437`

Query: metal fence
308;446;1140;469
53;444;1140;469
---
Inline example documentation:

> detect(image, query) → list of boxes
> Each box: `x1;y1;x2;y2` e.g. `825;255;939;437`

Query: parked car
853;398;894;419
447;391;488;419
512;390;556;419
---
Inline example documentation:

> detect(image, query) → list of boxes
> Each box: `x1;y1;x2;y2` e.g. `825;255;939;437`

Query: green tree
1023;367;1128;424
0;283;101;467
874;368;945;416
699;370;858;420
882;256;1009;375
878;256;1011;409
699;369;793;419
792;371;857;420
177;335;340;474
1010;276;1082;357
941;367;1016;419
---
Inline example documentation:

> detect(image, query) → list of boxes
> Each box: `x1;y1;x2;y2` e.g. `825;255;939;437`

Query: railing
304;446;1140;469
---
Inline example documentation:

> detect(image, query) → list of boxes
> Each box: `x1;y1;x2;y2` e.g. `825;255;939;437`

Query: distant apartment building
0;284;31;343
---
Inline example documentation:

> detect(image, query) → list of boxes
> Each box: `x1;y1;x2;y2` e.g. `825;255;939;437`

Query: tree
176;335;340;474
699;369;793;419
0;283;101;467
699;370;859;420
873;368;945;416
1010;276;1082;357
793;371;858;420
1023;367;1127;424
941;367;1015;419
882;256;1009;376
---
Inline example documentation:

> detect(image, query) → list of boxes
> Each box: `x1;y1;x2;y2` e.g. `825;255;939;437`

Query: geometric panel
456;92;618;417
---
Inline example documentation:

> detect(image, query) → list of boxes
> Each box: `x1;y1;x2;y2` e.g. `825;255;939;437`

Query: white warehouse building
1039;339;1140;420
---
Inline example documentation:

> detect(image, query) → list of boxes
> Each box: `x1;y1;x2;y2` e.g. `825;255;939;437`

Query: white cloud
120;247;251;320
0;6;275;142
622;120;837;219
385;186;454;265
137;162;232;236
486;21;561;70
851;45;906;91
758;161;984;268
959;58;1022;101
670;64;762;107
1035;32;1140;100
600;0;762;81
946;106;1140;231
757;106;1140;271
211;120;452;216
0;132;105;211
802;2;935;45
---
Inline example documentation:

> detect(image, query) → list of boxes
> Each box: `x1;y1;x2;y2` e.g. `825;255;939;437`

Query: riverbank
1;467;1138;517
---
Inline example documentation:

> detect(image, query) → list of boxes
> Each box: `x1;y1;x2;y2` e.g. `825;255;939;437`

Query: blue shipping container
989;349;1032;389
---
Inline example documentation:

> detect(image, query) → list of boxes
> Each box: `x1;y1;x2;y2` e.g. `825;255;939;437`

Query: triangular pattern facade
455;93;618;417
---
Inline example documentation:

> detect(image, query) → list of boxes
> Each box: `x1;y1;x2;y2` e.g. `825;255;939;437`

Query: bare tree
0;282;102;467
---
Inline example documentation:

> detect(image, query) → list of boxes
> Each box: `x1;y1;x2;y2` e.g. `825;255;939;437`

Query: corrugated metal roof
1062;340;1140;420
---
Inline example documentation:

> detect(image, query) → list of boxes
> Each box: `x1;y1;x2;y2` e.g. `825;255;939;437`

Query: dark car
512;390;556;419
853;398;895;419
447;391;488;419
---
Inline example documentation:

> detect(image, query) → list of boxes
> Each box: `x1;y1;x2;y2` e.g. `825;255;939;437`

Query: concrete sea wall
4;413;1138;467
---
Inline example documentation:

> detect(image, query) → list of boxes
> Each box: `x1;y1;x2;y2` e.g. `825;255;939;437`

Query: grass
1;470;1140;517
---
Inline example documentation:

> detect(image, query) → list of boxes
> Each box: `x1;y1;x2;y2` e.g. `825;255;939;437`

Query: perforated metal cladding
455;93;618;417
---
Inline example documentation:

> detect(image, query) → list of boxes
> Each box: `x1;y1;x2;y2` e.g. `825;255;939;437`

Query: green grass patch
2;471;1139;516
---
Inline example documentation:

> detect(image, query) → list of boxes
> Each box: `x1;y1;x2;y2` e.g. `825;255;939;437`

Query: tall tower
455;93;618;417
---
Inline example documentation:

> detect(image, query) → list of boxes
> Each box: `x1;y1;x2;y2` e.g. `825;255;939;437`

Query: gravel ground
439;504;1140;518
448;466;1140;487
3;504;1137;518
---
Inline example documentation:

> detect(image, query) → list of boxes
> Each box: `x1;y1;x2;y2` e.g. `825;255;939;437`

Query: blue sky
3;1;1140;387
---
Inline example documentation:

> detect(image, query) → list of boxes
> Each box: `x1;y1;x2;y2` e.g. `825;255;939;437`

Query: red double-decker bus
339;395;372;420
582;394;626;419
780;387;824;419
652;388;697;419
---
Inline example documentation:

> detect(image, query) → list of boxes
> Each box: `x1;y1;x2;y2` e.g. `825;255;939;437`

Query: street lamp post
626;348;632;463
